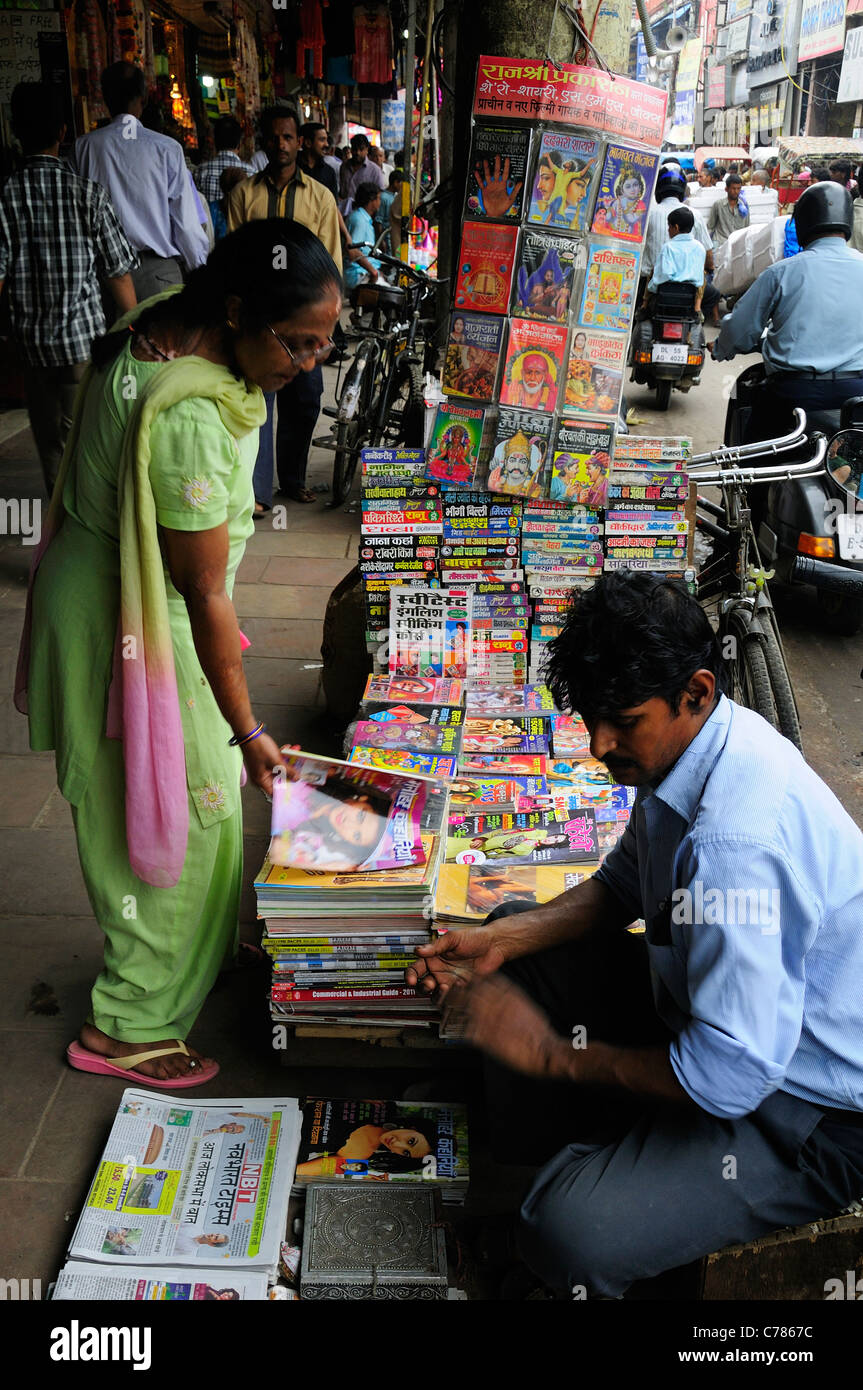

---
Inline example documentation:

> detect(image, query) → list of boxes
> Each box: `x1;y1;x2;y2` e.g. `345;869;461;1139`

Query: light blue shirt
344;206;381;288
642;194;713;278
73;116;208;271
647;230;706;292
595;696;863;1119
713;235;863;373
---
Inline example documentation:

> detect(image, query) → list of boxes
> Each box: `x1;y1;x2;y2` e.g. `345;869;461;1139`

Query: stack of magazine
52;1089;301;1300
258;749;446;1030
294;1097;469;1203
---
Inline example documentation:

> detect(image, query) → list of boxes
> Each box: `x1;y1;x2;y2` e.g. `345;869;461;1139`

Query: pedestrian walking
194;116;253;205
0;82;137;494
73;61;208;301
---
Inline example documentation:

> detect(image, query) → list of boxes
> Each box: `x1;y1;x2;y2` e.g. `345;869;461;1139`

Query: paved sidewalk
0;384;486;1293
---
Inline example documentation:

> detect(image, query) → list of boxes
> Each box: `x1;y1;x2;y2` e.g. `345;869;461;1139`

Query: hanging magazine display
425;401;488;487
578;242;640;332
526;129;600;234
549;418;614;505
464;123;531;222
562;329;626;418
499;318;567;413
512;229;580;322
442;311;506;401
590;145;659;242
487;407;553;499
454;222;518;314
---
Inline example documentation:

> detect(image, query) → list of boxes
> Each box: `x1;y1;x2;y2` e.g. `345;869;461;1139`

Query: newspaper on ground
66;1090;301;1275
52;1263;269;1300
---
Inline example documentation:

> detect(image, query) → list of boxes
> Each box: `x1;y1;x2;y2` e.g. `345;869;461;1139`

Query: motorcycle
629;280;706;410
724;364;863;635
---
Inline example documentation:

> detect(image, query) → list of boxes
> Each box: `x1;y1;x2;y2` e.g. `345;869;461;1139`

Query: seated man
642;206;705;316
408;572;863;1298
344;180;383;289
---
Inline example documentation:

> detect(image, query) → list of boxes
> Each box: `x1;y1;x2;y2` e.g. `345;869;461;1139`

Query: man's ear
685;669;716;712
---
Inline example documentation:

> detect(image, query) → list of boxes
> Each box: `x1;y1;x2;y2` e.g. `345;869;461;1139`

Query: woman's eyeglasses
267;325;335;367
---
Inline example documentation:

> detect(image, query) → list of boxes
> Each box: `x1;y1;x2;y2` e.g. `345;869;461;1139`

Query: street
625;342;863;828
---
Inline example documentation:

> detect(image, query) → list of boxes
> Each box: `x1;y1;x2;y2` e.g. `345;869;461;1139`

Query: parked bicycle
689;412;829;752
314;252;444;506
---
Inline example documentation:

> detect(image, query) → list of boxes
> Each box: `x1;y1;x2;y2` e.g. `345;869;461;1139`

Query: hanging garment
353;3;393;85
297;0;327;81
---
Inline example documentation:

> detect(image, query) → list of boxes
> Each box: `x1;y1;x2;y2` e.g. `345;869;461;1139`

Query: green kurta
27;337;260;1041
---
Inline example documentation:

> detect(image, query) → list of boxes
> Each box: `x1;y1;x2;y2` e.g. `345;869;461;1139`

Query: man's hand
405;923;510;998
444;974;566;1078
473;157;523;220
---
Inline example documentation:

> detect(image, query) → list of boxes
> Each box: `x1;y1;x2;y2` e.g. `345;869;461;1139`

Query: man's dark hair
101;61;147;118
354;179;381;209
351;132;369;153
543;571;725;718
10;82;65;154
811;166;831;183
214;116;242;152
301;121;327;143
388;169;403;189
726;173;743;189
668;205;694;233
260;105;300;140
830;160;852;181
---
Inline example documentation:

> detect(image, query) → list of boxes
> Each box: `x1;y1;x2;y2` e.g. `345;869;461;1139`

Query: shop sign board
747;0;801;83
473;55;668;148
797;0;845;62
669;37;704;146
707;61;728;108
838;25;863;103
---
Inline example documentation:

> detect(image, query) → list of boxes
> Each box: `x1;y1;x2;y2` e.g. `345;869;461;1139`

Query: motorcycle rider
711;182;863;442
642;166;717;321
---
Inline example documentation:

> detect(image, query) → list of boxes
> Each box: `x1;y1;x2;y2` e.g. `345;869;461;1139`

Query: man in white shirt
74;62;208;300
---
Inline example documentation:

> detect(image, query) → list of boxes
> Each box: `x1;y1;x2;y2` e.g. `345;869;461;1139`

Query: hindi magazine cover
446;807;599;866
562;329;626;418
578;242;639;333
549;418;614;505
426;401;488;486
268;752;428;872
442;311;506;401
464;123;531;222
389;585;473;678
526;129;600;234
590;145;659;242
454;222;518;314
499;318;567;414
512;229;580;322
487;407;553;499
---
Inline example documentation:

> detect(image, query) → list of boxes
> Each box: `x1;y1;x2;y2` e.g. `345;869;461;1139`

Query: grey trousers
131;252;183;303
482;905;863;1297
22;361;87;495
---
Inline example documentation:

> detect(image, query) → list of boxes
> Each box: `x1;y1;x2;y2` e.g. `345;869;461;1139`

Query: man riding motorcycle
711;183;863;441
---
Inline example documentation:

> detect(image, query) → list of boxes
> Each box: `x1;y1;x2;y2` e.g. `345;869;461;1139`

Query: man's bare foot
79;1023;215;1081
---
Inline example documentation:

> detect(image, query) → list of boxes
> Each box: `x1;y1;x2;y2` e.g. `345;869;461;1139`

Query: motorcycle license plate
652;343;688;364
837;513;863;561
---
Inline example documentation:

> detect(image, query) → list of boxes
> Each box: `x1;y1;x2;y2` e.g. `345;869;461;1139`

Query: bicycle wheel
720;609;776;726
759;619;803;752
331;419;363;507
377;359;425;447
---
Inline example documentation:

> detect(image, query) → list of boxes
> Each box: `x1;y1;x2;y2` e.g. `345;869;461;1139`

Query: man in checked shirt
0;83;137;494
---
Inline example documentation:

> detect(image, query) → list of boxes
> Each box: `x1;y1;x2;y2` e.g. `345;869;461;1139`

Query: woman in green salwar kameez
15;220;342;1087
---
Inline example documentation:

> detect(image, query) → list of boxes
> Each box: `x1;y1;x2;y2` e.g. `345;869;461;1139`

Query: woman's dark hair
354;179;381;209
542;571;725;719
366;1116;447;1174
309;773;392;861
91;219;341;371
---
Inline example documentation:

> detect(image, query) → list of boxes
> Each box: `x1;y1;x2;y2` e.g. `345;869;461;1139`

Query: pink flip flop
66;1040;219;1089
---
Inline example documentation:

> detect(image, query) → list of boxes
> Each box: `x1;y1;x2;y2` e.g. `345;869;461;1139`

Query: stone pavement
0;379;489;1296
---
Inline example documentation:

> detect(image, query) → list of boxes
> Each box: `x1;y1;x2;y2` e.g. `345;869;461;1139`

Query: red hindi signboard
473;56;668;150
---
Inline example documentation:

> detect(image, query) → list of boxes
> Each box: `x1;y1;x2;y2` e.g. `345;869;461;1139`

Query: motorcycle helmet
793;182;854;247
655;167;688;203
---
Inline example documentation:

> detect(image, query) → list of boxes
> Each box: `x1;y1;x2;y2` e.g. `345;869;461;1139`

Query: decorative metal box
300;1183;448;1300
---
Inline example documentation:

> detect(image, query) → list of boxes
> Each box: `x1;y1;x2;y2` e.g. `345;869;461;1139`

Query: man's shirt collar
647;693;732;822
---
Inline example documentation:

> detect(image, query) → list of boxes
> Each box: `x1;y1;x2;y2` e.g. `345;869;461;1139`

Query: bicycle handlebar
689;432;828;486
374;251;441;283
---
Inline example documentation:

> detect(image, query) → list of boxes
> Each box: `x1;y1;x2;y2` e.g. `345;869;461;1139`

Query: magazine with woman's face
269;752;429;873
